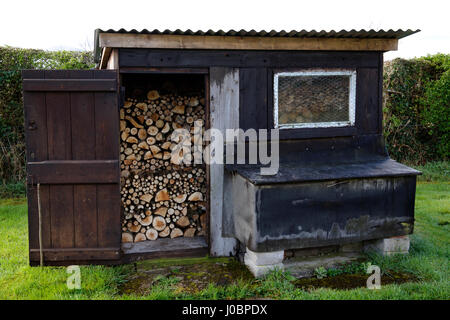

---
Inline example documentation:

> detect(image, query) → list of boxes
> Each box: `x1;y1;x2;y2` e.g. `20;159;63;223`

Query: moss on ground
120;257;254;295
295;271;418;291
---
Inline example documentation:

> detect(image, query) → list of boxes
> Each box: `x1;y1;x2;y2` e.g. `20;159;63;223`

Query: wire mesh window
274;70;356;129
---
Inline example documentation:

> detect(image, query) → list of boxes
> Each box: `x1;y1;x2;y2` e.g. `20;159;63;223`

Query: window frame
273;69;357;129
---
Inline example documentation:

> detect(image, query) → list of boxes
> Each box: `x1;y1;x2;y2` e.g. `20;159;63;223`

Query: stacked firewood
120;90;207;243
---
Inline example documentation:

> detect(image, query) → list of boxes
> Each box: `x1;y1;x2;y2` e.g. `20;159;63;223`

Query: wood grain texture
71;91;97;248
106;48;119;70
119;67;209;74
49;184;74;248
94;89;121;249
71;92;96;158
209;67;239;256
74;185;97;248
100;33;398;51
27;160;119;184
30;248;120;261
26;184;51;249
45;92;72;160
95;92;119;159
204;74;211;249
45;90;75;249
97;184;121;247
23;79;117;91
119;49;380;68
23;87;51;251
121;248;209;264
100;47;112;69
121;236;207;254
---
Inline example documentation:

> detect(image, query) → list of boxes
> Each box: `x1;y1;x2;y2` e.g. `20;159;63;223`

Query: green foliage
314;266;328;279
0;46;95;70
413;161;450;182
0;181;26;199
314;261;373;279
383;54;450;164
0;46;94;187
255;268;296;297
422;69;450;158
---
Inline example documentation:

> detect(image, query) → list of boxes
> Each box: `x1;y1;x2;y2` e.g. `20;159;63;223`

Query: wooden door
22;70;121;265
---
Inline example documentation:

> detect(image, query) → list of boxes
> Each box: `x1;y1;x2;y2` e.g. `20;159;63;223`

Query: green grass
0;198;132;299
0;164;448;300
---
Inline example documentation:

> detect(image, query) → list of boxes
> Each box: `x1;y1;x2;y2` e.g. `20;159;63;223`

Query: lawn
0;165;448;300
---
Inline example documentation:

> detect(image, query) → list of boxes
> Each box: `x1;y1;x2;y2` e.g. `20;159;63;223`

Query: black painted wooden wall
118;49;383;140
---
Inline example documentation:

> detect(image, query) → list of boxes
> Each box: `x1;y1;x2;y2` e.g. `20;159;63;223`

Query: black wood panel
251;176;416;251
119;49;380;68
27;160;119;184
356;68;380;134
239;68;268;131
378;54;384;133
94;90;121;248
232;159;420;185
23;79;117;91
225;134;390;169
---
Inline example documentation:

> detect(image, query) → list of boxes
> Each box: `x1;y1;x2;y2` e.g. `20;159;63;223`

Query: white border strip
274;69;357;129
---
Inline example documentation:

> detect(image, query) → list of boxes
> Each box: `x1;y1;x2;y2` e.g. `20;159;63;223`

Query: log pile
120;90;207;243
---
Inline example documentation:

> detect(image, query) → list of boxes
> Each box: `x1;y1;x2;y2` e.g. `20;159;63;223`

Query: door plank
49;184;74;248
23;90;51;250
45;91;74;249
71;92;98;248
97;184;121;247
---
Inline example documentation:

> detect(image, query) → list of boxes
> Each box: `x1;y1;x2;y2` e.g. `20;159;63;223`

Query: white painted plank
209;67;239;256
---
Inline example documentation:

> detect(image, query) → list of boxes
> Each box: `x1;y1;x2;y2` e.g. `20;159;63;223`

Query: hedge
0;47;94;186
383;54;449;163
0;47;448;186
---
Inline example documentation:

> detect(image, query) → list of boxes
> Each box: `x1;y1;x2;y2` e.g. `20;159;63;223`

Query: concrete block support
364;236;410;256
244;248;284;278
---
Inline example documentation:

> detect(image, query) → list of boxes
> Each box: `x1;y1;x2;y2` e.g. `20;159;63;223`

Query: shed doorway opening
119;72;209;259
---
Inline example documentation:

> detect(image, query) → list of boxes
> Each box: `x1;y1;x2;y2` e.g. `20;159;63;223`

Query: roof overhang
94;28;420;67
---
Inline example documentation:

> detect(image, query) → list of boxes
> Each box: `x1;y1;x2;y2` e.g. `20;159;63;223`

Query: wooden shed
22;28;420;268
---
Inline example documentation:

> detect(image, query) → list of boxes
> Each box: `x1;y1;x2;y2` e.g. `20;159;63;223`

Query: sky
0;0;448;61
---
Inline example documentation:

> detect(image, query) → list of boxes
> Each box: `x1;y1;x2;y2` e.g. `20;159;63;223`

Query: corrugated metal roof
94;28;420;62
96;28;419;39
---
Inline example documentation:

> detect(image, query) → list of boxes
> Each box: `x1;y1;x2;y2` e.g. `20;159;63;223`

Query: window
274;69;356;129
